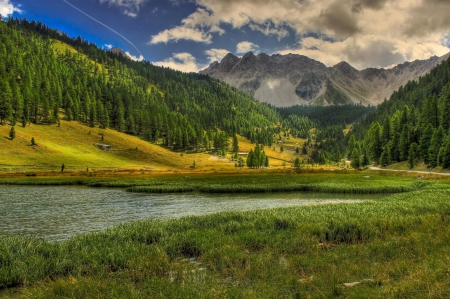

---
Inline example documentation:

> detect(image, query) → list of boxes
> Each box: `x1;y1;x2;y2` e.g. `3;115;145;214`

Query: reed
1;180;450;298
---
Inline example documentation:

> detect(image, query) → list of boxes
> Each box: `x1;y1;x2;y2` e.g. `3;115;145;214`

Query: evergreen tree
350;148;360;169
9;126;15;140
418;124;434;163
408;142;418;169
398;125;410;161
428;126;445;168
440;137;450;168
346;134;356;159
294;157;301;171
232;134;239;153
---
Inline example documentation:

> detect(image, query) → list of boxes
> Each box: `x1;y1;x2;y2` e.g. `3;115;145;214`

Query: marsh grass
1;182;450;298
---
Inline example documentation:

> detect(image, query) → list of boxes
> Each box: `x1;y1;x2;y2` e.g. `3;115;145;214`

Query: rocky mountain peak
200;51;450;107
110;46;126;57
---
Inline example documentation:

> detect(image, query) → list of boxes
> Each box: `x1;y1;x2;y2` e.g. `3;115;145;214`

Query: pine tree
31;137;36;145
294;157;301;171
428;126;445;168
418;124;434;163
232;134;239;153
350;148;360;170
9;126;15;140
398;125;410;161
408;142;418;169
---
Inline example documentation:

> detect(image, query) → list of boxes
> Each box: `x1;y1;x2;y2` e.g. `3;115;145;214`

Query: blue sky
2;0;450;72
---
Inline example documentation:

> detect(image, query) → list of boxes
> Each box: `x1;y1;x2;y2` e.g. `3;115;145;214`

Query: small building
238;152;248;157
94;143;113;151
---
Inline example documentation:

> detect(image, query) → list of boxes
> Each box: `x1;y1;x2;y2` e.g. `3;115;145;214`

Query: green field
1;173;450;298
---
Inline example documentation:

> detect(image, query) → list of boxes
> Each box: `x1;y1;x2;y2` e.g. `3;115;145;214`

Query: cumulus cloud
149;26;212;44
152;53;205;73
104;44;113;49
0;0;22;17
151;0;450;68
125;52;144;61
236;41;259;54
205;48;229;63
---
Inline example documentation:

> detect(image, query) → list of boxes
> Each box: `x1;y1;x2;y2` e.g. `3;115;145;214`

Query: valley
1;14;450;299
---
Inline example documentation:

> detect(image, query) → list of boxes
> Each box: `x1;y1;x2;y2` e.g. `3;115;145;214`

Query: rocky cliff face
200;52;450;107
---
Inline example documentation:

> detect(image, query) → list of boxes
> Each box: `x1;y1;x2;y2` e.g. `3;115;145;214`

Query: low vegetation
1;177;450;298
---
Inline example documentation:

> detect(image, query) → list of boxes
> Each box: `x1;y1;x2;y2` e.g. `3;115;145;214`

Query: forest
345;58;450;169
2;17;450;170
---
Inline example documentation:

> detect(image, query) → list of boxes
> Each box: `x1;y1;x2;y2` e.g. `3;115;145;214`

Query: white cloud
248;22;289;41
123;9;137;17
99;0;146;17
153;0;450;68
149;26;212;44
152;53;206;73
236;41;259;54
125;51;144;61
0;0;22;18
104;44;113;49
205;48;229;63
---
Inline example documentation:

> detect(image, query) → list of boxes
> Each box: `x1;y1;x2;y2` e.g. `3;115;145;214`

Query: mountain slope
0;18;281;154
201;52;450;107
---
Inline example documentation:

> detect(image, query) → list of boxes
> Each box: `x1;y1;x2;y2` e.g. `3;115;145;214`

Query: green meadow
1;172;450;298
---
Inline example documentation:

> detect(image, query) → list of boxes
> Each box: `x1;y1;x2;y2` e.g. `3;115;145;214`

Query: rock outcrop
200;52;450;107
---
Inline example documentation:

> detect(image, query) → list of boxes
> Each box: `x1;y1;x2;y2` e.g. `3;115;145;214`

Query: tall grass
2;184;450;298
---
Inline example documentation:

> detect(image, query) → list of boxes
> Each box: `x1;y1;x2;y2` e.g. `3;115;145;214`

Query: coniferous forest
346;58;450;169
2;17;450;170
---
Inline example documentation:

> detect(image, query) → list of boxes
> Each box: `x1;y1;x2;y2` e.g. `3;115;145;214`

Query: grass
0;172;430;194
0;119;310;174
1;179;450;298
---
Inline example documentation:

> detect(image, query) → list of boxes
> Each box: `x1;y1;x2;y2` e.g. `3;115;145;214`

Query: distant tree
294;157;301;171
302;143;308;154
408;142;418;169
237;157;245;169
428;126;445;168
350;148;361;170
280;146;284;153
232;134;239;153
9;126;15;140
61;163;65;172
31;137;36;145
295;147;299;154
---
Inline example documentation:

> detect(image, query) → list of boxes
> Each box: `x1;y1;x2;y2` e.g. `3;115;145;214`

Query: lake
0;186;381;241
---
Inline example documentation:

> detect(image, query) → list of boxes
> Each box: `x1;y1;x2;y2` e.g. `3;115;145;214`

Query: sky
1;0;450;72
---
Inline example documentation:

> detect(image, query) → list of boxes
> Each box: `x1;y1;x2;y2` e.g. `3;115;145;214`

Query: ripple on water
0;186;380;241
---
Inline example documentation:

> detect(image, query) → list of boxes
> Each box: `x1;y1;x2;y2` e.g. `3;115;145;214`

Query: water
0;186;380;241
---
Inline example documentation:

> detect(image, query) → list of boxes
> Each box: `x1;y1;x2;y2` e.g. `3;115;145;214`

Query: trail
368;166;450;176
62;0;143;57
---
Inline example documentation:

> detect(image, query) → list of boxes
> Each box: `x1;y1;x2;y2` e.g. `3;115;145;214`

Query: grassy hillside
0;120;308;173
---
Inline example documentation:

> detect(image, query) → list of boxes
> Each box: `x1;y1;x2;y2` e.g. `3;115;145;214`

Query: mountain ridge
201;52;450;107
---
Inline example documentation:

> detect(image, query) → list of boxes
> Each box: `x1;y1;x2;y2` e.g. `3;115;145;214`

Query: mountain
109;46;127;57
0;18;281;154
201;52;450;107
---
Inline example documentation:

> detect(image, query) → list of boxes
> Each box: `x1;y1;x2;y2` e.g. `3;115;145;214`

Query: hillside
201;52;450;107
0;119;309;173
0;18;281;156
343;56;450;170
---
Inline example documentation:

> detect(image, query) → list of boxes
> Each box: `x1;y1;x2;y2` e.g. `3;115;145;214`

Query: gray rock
200;52;450;107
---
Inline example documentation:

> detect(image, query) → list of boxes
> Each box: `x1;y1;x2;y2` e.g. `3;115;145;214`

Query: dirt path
368;166;450;177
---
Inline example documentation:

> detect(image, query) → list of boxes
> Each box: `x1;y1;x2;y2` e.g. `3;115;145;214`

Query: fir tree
350;148;361;169
9;126;15;140
408;142;418;169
